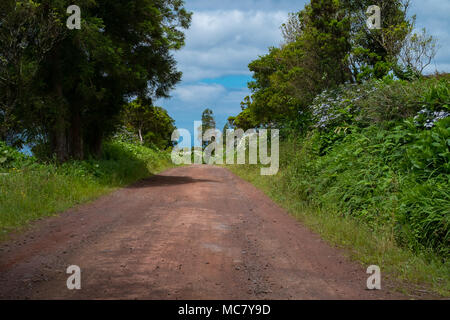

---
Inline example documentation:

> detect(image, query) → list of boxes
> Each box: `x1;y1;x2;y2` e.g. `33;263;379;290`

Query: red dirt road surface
0;165;407;299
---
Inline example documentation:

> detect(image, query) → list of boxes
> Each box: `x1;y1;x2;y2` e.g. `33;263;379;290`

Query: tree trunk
54;109;67;163
138;128;143;144
51;46;68;162
92;134;103;158
70;108;84;160
87;124;103;158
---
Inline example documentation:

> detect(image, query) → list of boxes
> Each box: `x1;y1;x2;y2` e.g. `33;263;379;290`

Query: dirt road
0;165;407;299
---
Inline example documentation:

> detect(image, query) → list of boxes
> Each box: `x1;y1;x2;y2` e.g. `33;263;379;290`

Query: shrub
404;117;450;177
279;115;449;257
0;141;35;170
355;79;430;124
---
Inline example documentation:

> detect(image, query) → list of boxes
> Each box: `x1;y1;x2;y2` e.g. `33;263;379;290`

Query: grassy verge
0;141;174;238
227;163;449;297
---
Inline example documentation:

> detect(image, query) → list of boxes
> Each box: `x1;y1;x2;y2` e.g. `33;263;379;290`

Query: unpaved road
0;165;410;299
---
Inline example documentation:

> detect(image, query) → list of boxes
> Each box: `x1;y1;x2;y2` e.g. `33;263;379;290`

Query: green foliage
113;126;141;145
0;141;35;169
227;108;258;132
285;78;450;256
229;155;450;296
303;0;352;85
396;27;438;78
307;77;450;134
234;0;423;130
0;0;63;145
238;0;353;129
198;108;216;148
121;99;176;149
231;77;450;258
396;175;449;257
0;140;172;235
1;0;191;160
201;108;216;131
357;78;449;125
144;107;177;150
344;0;413;79
404;118;450;176
277;115;449;258
422;80;450;112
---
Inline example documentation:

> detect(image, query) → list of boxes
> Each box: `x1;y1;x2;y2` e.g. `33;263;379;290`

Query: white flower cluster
310;89;344;129
309;84;377;129
415;108;450;128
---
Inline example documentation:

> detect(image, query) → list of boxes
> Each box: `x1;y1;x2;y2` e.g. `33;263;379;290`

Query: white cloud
157;83;249;132
410;0;450;21
175;83;227;104
177;10;288;82
184;0;307;12
160;83;248;113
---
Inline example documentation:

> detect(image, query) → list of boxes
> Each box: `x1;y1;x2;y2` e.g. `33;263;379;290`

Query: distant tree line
0;0;191;161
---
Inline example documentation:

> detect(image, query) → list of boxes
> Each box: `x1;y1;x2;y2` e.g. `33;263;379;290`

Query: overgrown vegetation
0;139;173;237
227;0;449;295
229;76;449;295
0;0;187;236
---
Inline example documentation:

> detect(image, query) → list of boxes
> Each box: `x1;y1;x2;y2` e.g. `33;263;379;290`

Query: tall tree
235;0;422;130
302;0;352;86
122;99;155;145
0;0;62;146
143;106;177;150
240;0;352;128
198;108;216;149
1;0;191;161
342;0;413;79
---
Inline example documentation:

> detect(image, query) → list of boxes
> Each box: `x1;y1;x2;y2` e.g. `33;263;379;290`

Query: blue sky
157;0;450;143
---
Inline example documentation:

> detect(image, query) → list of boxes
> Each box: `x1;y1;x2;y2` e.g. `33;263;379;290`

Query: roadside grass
0;141;174;239
227;164;450;297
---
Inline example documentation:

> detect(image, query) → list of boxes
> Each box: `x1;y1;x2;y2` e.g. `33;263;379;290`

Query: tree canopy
234;0;436;130
122;98;176;150
0;0;191;160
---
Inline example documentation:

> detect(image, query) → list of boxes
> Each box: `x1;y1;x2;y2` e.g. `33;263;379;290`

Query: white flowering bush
414;109;450;128
309;82;377;130
310;77;450;131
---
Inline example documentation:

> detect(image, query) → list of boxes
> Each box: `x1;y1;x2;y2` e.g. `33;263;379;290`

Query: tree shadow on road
127;175;218;189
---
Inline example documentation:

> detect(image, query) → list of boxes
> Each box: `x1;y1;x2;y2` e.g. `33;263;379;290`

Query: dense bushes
232;74;449;258
309;77;449;130
277;78;450;258
227;0;448;292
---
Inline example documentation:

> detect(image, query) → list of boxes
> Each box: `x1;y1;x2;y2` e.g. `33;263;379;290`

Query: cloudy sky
157;0;450;140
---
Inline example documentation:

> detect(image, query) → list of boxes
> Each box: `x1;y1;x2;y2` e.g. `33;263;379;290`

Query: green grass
227;160;449;297
0;141;174;238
